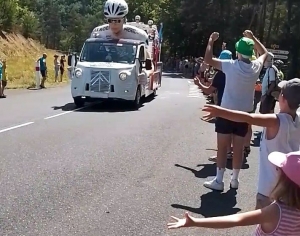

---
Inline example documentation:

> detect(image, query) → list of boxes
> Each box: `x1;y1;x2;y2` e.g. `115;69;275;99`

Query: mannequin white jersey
91;24;149;46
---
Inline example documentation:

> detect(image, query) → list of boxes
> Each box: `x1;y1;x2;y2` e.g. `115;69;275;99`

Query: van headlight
119;72;127;81
75;68;82;78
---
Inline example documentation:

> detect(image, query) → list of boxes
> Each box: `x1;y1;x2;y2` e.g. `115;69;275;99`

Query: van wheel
132;86;141;109
73;96;85;108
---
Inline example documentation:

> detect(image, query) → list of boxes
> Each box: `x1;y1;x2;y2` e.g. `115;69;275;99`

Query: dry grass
0;31;68;89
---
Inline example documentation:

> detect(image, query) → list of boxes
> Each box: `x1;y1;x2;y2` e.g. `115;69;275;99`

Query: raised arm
243;30;268;65
204;32;222;71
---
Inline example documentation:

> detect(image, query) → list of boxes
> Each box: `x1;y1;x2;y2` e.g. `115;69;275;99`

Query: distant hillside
0;31;66;89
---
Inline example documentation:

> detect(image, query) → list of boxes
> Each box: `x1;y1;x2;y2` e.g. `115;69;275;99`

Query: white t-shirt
261;65;279;95
91;24;149;45
221;59;263;111
258;113;300;197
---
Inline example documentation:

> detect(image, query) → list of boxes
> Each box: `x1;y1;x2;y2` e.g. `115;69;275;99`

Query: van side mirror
144;58;152;70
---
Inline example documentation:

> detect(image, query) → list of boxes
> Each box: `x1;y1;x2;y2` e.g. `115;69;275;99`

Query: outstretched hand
202;104;222;121
167;212;195;229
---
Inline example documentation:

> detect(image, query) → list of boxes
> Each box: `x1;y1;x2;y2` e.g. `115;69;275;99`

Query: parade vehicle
69;0;163;109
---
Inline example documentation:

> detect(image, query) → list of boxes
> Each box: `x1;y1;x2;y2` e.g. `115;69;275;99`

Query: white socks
232;169;240;180
216;168;240;183
216;168;225;183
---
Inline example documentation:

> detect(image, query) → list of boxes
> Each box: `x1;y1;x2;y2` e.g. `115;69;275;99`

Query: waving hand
167;212;195;229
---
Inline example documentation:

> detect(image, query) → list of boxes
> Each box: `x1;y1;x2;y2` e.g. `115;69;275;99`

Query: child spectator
202;78;300;208
168;151;300;235
54;54;60;82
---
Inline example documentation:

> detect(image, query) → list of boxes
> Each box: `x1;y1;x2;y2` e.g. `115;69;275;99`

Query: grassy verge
0;32;69;89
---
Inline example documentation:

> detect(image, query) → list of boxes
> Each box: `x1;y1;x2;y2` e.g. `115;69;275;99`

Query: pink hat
268;151;300;187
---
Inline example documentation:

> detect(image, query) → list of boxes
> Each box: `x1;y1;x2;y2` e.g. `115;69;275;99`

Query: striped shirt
255;201;300;235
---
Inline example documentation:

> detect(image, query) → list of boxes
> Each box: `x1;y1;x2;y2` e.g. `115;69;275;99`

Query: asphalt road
0;73;261;236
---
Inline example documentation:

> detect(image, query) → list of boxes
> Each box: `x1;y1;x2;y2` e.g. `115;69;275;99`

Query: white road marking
188;85;203;98
165;92;180;95
187;80;205;98
44;106;87;120
0;122;34;133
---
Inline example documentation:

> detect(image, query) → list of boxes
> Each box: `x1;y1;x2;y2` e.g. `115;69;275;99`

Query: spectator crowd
0;52;67;96
167;30;300;235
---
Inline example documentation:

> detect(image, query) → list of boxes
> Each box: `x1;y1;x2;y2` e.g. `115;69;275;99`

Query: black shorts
215;117;248;137
40;70;47;77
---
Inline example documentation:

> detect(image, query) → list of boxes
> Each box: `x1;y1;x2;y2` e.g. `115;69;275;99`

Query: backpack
267;66;281;99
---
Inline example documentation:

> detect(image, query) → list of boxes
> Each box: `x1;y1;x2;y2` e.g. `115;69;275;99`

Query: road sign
274;54;288;60
266;48;289;60
267;49;289;55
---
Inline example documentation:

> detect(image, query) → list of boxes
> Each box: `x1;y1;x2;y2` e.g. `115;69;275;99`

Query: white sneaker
230;179;239;189
204;177;224;191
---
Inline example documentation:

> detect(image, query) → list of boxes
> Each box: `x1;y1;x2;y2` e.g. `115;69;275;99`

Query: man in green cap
203;30;268;191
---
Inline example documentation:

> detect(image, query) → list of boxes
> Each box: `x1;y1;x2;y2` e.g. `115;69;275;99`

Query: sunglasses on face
107;18;123;23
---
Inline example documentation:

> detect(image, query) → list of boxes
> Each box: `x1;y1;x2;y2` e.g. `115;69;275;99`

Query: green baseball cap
235;37;255;57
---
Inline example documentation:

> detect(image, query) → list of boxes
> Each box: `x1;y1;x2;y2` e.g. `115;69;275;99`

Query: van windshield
80;42;137;64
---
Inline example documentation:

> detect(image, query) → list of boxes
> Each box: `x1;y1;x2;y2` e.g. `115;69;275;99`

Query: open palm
167;212;195;229
202;104;220;121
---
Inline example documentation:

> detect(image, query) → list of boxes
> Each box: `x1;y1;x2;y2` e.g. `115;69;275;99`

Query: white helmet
104;0;128;18
148;20;153;25
135;15;141;20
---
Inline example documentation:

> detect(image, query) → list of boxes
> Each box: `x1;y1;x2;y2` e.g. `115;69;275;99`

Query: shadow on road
52;95;155;113
52;103;76;111
171;189;240;217
175;158;249;178
251;131;262;147
175;163;216;178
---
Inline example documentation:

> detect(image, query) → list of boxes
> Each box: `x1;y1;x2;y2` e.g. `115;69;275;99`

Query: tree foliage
0;0;299;76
